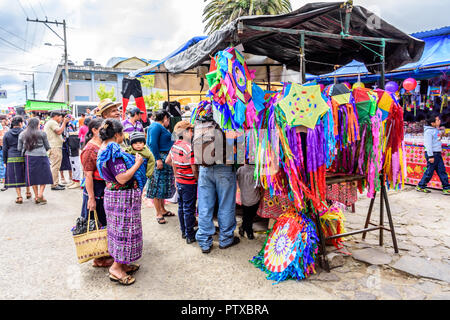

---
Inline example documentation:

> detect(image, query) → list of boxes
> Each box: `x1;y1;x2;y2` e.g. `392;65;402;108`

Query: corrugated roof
411;26;450;39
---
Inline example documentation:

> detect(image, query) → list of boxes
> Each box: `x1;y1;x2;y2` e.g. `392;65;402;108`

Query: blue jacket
423;126;442;157
146;122;173;161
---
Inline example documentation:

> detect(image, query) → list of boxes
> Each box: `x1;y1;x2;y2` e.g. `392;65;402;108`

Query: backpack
192;113;231;166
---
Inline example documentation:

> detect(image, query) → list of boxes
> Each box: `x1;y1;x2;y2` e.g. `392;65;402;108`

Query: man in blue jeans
416;113;450;195
196;164;240;253
194;127;241;253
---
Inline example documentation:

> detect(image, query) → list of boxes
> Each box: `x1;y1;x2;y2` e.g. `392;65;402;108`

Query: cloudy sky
0;0;448;108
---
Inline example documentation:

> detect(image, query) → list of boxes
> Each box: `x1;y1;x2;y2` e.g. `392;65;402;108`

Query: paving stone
406;226;436;237
326;252;345;269
309;272;341;282
381;284;402;299
397;243;421;253
354;291;377;300
391;256;450;283
429;292;450;300
394;227;408;235
334;266;351;273
352;248;393;265
410;237;439;248
337;281;359;291
402;287;427;300
424;248;446;260
413;281;439;294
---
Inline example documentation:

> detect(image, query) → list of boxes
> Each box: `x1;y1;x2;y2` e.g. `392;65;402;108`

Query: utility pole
20;73;36;99
27;18;69;104
24;81;28;101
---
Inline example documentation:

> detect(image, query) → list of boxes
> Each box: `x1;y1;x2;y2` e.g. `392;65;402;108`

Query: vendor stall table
405;142;450;189
317;173;399;272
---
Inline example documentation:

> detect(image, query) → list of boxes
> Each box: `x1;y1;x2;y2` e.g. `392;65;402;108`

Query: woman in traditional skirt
2;116;31;203
79;117;113;268
0;119;8;190
18;118;53;205
97;119;145;286
60;120;74;185
146;110;175;224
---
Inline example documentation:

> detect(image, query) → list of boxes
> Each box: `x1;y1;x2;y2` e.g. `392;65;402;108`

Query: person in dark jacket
2;116;31;203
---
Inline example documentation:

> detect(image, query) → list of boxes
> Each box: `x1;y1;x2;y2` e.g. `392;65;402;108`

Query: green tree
96;84;116;101
202;0;292;34
138;75;164;111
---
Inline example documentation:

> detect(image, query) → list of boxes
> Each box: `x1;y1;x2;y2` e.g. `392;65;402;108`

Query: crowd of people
0;99;263;286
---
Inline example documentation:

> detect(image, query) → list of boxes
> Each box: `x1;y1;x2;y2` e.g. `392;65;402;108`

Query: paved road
0;186;449;300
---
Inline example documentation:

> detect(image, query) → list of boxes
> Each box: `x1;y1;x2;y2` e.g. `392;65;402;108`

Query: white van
70;101;99;118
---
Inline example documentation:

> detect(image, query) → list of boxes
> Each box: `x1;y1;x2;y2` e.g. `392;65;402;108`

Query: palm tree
202;0;293;34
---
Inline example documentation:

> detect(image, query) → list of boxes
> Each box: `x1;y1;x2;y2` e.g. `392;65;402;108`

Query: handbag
72;210;109;264
257;189;295;219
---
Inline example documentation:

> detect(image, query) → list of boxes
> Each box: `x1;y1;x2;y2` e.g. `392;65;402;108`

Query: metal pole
380;39;386;90
63;19;69;105
24;83;28;101
343;1;353;36
299;31;305;84
32;73;36;99
166;72;171;103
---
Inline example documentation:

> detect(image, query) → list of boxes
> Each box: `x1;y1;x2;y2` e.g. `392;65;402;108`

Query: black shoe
238;226;245;237
58;184;66;188
219;236;240;249
1;187;6;192
186;238;196;244
51;185;65;191
181;233;186;239
246;231;255;240
202;246;212;254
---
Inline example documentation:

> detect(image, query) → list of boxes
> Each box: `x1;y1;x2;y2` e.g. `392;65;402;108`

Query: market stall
132;1;424;281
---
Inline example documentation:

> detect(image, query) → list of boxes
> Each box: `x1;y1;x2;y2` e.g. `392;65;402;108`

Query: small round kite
264;218;301;273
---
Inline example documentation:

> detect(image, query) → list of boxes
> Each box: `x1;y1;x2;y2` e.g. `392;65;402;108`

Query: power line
0;36;29;53
38;0;47;18
26;0;38;18
16;0;28;18
0;25;40;49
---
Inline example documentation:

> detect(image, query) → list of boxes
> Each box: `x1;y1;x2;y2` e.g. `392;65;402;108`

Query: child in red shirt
166;121;198;243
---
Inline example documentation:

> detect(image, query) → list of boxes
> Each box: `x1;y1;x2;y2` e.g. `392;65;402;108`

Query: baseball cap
127;106;144;116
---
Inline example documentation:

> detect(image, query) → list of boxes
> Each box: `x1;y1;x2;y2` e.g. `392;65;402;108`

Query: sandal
16;197;23;204
156;217;167;224
109;273;135;286
92;257;114;268
163;211;175;217
26;192;32;199
35;197;47;205
125;263;140;275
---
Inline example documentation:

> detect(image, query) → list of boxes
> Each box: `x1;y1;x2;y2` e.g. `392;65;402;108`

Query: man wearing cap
122;106;144;134
44;111;70;190
96;98;122;120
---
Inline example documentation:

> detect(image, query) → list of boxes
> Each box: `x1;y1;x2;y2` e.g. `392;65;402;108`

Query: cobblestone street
0;186;449;300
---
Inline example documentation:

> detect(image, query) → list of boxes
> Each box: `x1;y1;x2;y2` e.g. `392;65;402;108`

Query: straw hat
95;98;122;116
174;120;194;135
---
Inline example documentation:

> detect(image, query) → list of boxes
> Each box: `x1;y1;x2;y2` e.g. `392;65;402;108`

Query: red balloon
403;78;417;91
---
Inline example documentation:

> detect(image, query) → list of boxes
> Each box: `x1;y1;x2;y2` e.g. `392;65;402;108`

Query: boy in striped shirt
166;121;198;243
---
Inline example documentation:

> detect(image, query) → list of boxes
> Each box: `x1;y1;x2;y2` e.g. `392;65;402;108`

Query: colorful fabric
278;84;330;129
97;142;146;191
169;140;196;185
80;142;103;181
5;157;26;188
146;152;176;199
125;145;156;179
122;119;144;134
0;150;5;180
104;187;143;264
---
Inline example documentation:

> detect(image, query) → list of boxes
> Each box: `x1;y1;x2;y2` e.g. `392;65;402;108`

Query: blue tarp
130;36;208;77
307;26;450;83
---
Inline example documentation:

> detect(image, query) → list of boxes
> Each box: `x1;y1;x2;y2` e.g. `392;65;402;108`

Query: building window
69;72;92;81
94;73;117;81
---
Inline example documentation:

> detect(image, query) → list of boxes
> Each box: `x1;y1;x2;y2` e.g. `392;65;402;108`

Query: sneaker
68;182;80;189
219;236;240;250
186;238;196;244
416;186;431;193
58;184;66;188
51;185;65;191
443;189;450;195
201;246;212;254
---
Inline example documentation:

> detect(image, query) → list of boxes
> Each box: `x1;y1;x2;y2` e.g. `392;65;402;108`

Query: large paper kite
278;83;330;129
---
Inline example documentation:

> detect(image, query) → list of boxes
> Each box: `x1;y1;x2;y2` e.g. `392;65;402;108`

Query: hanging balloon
352;82;365;89
385;81;399;93
343;82;351;89
403;78;417;91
